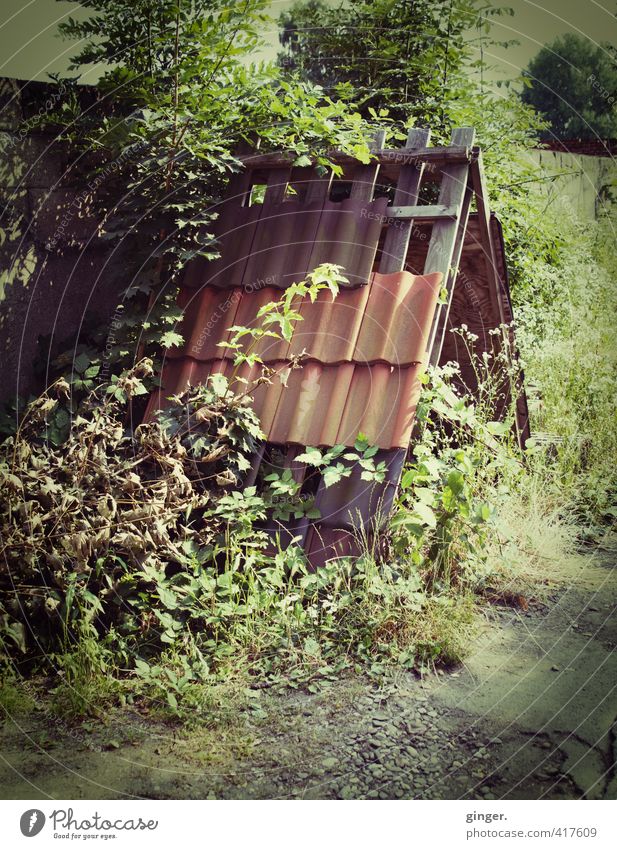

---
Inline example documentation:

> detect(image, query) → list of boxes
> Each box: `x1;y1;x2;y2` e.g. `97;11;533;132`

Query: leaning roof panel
146;270;442;450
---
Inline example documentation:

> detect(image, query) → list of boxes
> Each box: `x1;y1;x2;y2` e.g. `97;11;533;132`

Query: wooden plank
243;144;471;171
469;151;507;326
428;174;474;366
387;204;457;220
223;169;253;207
303;169;334;204
349;129;387;202
379;127;431;273
423;127;476;365
263;166;290;206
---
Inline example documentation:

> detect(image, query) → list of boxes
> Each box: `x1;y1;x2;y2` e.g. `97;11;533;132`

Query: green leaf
74;352;91;374
486;420;510;436
446;470;465;496
160;330;185;349
413;502;436;528
208;373;229;397
296;447;323;466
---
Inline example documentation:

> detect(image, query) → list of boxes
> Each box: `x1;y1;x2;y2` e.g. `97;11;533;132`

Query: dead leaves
0;360;260;654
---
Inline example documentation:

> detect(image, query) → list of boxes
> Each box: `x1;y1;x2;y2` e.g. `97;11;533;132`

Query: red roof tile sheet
147;270;442;450
182;196;389;291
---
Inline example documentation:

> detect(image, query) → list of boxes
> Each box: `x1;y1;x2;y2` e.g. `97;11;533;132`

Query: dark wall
0;77;130;403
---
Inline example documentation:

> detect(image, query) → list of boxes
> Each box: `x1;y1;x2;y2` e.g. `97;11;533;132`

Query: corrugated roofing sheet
182;196;389;291
147;270;442;450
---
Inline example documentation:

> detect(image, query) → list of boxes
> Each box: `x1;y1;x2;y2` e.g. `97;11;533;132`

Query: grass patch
404;595;479;669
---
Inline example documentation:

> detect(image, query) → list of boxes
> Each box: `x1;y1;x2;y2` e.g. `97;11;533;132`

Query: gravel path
1;548;616;800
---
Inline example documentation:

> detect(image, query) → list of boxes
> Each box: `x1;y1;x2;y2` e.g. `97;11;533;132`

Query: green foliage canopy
52;0;370;376
278;0;516;129
521;34;617;139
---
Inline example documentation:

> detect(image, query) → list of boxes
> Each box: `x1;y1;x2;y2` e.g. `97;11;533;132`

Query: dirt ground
1;545;616;801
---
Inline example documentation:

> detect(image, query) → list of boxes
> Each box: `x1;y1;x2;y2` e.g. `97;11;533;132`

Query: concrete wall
524;148;617;221
0;78;130;403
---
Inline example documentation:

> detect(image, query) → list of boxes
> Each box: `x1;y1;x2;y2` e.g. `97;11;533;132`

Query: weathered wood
428;174;474;366
242;144;472;171
423;127;476;365
349;129;387;202
223;169;253;207
379;127;431;273
263;167;291;205
303;169;334;204
387;204;457;220
469;151;507;326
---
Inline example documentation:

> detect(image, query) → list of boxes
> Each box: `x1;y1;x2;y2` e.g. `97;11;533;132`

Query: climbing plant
46;0;370;382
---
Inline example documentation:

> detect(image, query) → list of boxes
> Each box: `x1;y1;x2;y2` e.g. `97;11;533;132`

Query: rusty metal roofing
146;270;442;450
182;196;389;291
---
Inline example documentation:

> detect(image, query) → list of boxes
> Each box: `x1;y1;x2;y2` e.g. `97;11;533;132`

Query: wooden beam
387;204;457;220
349;129;387;202
469;150;507;326
242;144;472;171
303;169;333;204
428;173;474;367
423;127;476;366
262;166;290;206
379;127;431;273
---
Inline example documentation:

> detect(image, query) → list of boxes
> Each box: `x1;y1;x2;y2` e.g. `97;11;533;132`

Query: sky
0;0;615;84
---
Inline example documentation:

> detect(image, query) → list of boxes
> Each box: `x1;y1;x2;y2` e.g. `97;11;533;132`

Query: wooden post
262;166;291;206
349;129;387;202
423;127;476;366
379;127;431;273
469;150;507;326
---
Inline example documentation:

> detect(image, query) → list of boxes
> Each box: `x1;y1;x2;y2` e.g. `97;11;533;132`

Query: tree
275;0;563;308
50;0;370;378
521;34;617;139
278;0;512;130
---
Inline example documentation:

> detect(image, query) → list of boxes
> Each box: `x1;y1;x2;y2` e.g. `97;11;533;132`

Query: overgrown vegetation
521;33;617;140
39;0;371;391
1;267;516;717
1;0;615;725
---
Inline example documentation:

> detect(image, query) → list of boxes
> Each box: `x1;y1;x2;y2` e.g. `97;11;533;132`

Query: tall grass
515;208;617;536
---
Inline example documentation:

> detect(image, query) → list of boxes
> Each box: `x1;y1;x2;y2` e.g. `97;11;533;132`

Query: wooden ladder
377;126;494;367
